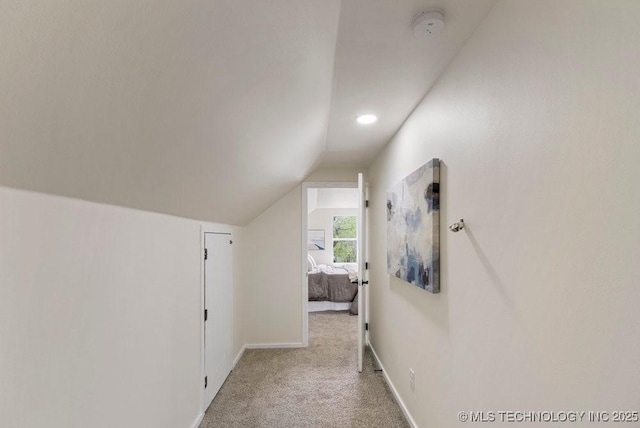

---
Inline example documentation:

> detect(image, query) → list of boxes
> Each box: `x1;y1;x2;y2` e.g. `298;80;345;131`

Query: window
333;216;357;263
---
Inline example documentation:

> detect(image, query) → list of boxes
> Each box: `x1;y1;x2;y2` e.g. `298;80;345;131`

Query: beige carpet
200;311;409;428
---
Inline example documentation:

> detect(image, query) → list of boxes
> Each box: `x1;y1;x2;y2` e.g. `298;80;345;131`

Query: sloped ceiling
0;0;495;225
322;0;497;167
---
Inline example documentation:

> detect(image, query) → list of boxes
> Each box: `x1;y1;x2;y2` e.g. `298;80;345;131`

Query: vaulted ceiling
0;0;495;225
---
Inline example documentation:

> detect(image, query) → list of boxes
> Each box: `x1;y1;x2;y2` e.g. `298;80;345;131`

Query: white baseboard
233;344;247;367
369;344;418;428
245;342;305;349
232;342;305;367
189;411;204;428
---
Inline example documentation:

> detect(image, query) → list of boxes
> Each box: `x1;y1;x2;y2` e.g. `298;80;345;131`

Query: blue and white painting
308;230;325;250
387;159;440;293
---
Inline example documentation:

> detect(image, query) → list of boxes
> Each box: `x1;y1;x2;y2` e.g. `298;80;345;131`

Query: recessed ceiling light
356;114;378;125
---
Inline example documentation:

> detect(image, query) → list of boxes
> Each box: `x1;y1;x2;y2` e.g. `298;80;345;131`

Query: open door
357;173;366;372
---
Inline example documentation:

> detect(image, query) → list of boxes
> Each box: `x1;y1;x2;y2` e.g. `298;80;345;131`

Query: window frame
332;215;358;264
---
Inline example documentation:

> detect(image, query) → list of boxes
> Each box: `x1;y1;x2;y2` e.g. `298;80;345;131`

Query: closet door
204;232;233;410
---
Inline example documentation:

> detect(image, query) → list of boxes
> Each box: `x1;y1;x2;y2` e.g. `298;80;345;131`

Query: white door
357;173;367;372
204;233;233;409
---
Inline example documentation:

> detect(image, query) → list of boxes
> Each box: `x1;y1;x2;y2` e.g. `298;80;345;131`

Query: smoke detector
412;10;445;39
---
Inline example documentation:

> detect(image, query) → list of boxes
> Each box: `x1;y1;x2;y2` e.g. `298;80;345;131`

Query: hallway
200;312;409;427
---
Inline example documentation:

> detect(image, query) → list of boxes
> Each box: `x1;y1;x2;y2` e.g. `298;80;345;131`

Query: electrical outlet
409;368;415;392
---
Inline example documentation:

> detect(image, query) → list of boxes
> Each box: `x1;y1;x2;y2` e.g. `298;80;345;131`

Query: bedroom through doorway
301;177;368;371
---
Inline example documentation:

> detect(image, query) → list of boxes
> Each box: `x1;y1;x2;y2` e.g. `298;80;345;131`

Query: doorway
301;175;367;371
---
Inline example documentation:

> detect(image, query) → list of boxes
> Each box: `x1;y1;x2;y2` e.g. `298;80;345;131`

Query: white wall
367;1;640;427
307;188;318;213
231;227;247;359
315;188;358;209
243;168;364;345
308;208;358;266
0;186;243;428
305;167;363;182
244;186;303;345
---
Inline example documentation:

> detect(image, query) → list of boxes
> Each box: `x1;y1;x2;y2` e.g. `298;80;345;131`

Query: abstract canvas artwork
308;230;325;250
386;159;440;293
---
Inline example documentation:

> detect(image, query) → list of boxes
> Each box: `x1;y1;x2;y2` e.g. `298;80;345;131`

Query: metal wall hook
449;219;465;232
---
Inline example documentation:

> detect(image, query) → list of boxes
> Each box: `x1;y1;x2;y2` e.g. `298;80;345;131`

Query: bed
307;258;358;314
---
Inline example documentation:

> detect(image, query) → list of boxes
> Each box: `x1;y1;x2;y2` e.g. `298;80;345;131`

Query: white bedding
313;263;358;282
308;301;352;312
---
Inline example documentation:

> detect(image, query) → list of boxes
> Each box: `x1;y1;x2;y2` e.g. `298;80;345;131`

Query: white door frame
300;181;358;347
200;223;233;413
356;172;366;372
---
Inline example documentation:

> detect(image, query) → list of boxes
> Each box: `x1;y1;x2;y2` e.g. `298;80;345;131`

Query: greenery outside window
333;215;357;263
